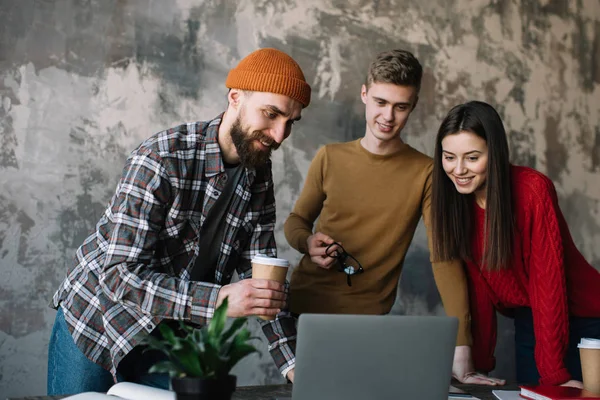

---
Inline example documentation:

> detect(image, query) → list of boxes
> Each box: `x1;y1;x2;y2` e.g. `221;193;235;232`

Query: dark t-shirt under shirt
190;162;244;283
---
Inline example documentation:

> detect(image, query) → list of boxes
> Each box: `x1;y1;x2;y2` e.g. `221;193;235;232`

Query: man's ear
227;89;243;109
360;84;368;105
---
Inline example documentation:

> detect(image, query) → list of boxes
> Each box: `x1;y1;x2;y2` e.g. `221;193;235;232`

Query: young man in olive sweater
281;49;505;385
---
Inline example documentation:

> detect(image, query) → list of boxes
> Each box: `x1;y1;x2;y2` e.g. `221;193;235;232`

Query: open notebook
62;382;174;400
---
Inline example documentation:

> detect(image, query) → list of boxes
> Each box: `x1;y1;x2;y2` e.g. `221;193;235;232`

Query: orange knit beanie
226;48;311;108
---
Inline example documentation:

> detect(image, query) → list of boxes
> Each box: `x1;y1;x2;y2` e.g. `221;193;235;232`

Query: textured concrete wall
1;0;599;397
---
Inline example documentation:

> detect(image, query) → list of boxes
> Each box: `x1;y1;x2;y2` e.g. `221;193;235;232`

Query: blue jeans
47;307;169;395
514;307;600;384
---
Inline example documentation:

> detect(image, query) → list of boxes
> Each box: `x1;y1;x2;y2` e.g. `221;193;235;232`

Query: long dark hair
431;101;513;270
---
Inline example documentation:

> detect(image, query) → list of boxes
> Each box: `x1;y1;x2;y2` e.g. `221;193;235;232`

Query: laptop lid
291;314;458;400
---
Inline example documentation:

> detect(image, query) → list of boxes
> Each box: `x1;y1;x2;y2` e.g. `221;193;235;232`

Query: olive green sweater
285;139;471;346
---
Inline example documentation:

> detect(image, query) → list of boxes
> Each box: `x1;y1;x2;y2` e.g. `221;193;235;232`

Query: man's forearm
431;261;472;346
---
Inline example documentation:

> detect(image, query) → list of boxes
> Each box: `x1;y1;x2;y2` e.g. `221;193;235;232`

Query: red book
520;385;600;399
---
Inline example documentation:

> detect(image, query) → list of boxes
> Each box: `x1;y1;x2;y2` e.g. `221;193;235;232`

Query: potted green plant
144;297;259;400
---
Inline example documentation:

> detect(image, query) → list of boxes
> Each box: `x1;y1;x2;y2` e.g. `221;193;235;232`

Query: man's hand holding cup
250;255;290;320
217;255;289;320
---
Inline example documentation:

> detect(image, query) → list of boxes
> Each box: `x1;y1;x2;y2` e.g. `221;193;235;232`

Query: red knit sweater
466;165;600;386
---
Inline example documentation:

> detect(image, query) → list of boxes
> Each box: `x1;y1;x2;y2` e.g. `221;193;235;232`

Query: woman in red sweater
431;100;600;387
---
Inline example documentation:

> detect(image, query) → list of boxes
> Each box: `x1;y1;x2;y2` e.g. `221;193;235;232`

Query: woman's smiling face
441;130;489;201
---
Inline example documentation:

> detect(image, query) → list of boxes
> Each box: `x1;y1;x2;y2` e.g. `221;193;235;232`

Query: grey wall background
1;0;599;397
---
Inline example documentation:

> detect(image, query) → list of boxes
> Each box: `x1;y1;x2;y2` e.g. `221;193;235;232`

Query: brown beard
230;116;280;168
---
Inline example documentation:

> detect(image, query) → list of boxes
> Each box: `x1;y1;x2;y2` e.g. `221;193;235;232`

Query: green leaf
208;297;228;339
158;323;177;345
225;343;259;371
200;340;224;377
179;320;195;335
220;317;247;345
223;327;259;371
172;340;204;377
143;335;172;356
233;327;252;343
148;360;185;378
191;329;206;353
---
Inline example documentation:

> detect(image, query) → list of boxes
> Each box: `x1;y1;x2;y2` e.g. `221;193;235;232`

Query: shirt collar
202;113;257;185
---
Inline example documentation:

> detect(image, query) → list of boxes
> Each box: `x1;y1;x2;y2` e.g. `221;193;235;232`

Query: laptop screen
292;314;458;400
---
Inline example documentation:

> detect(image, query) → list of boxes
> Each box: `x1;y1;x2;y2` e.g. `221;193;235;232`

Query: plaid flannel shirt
52;114;297;379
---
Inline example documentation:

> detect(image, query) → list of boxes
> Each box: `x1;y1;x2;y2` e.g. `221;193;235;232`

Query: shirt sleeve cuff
281;361;295;379
539;368;571;386
189;283;221;325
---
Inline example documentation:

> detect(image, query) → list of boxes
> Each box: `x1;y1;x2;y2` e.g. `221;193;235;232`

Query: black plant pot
171;375;237;400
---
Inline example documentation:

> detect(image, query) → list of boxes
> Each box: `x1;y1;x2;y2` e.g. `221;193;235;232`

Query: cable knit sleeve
466;263;497;372
525;175;570;385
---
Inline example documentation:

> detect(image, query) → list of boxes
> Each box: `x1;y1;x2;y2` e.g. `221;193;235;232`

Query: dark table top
9;383;519;400
233;383;518;400
229;383;520;400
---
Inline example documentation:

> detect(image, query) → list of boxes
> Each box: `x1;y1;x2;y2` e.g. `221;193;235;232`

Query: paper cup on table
578;337;600;394
251;255;289;321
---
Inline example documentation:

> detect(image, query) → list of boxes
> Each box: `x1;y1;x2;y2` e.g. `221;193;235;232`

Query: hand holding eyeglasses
306;232;341;269
306;233;364;286
324;242;364;286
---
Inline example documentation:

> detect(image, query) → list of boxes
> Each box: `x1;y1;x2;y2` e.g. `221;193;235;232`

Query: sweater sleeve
466;264;498;372
284;147;327;254
421;164;472;346
525;177;570;385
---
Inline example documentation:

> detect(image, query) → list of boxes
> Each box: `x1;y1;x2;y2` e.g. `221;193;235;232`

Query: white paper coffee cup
579;338;600;394
251;255;289;321
578;338;600;349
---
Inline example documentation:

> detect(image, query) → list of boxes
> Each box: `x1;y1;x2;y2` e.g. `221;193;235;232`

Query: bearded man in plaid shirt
48;48;311;395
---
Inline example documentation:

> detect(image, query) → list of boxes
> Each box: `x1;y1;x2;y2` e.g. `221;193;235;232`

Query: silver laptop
289;313;458;400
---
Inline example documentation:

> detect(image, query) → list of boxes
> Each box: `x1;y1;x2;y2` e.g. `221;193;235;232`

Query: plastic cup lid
578;338;600;349
251;255;290;267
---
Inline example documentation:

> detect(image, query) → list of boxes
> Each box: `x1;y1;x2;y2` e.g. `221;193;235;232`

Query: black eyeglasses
325;242;364;287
